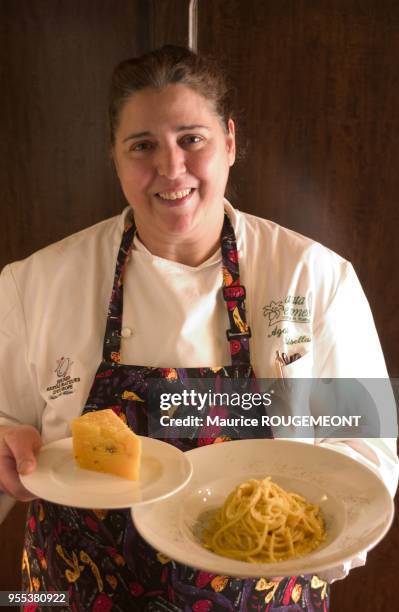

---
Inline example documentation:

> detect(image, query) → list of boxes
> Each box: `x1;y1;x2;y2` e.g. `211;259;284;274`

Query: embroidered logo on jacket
263;295;311;325
46;357;81;400
263;295;312;345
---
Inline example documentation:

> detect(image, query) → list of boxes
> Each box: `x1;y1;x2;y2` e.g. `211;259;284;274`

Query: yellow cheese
71;409;141;480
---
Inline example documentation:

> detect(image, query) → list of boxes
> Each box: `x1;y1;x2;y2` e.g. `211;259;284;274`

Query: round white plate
20;437;192;509
132;439;394;578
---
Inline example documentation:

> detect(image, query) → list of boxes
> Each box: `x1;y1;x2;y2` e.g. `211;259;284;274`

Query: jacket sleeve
0;264;46;522
311;261;398;582
0;264;45;430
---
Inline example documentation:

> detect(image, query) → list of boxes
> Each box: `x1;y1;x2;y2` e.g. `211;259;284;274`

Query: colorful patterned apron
22;212;329;611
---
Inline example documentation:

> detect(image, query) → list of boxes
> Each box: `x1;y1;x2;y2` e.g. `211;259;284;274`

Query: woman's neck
134;208;225;267
136;229;222;267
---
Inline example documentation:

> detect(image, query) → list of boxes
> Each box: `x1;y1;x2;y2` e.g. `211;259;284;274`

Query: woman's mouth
156;188;195;205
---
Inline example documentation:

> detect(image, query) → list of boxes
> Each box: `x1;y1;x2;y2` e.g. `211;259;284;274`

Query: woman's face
112;84;235;238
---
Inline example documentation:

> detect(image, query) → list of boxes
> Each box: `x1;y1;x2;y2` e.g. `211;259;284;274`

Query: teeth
158;189;192;200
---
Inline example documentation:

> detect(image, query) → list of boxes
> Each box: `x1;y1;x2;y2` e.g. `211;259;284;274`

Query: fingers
0;425;42;501
0;454;37;501
3;426;42;472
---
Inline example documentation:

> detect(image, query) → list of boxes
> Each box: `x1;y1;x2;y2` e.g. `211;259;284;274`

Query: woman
0;45;397;611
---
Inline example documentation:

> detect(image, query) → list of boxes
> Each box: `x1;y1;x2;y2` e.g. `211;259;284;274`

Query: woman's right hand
0;425;42;501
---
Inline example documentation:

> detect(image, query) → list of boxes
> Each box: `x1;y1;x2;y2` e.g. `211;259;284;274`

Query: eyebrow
122;125;210;143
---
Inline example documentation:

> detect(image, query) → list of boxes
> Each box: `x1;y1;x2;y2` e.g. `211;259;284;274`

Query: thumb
17;458;36;475
3;426;42;475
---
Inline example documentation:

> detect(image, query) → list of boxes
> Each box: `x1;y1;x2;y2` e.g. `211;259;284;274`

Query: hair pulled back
109;45;233;146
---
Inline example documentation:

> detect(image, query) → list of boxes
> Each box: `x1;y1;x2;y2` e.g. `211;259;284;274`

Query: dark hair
108;45;234;146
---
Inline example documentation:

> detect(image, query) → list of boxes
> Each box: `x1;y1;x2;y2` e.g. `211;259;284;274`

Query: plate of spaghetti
131;439;394;577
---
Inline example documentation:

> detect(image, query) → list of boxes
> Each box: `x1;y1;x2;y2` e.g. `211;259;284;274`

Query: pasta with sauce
202;477;325;563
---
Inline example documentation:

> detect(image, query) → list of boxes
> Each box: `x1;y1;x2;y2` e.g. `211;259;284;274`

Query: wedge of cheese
71;409;141;480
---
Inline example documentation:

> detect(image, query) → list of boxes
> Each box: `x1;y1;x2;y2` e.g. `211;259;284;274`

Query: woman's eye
129;141;154;152
180;135;204;147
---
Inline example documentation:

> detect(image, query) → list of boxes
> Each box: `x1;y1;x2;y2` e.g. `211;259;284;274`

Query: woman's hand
0;425;42;501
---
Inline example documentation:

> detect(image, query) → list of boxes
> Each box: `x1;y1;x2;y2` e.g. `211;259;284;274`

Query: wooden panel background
0;1;398;610
0;0;149;266
198;0;399;378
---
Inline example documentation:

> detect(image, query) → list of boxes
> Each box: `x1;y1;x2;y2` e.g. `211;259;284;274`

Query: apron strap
221;214;252;366
103;211;252;366
103;214;135;364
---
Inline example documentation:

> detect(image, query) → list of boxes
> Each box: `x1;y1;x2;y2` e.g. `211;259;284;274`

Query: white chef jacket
0;201;397;581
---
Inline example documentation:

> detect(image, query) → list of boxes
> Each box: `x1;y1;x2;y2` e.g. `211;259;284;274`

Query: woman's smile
156;187;194;202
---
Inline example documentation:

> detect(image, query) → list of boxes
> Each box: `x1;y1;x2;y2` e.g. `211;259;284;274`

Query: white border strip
188;0;198;51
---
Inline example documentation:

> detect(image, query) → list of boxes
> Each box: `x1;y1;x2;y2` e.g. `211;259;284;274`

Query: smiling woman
112;83;235;264
108;46;236;265
0;45;397;612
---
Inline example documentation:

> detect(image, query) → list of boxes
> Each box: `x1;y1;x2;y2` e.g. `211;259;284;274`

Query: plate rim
20;436;193;509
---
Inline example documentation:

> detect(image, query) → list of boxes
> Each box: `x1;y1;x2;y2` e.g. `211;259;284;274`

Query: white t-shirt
0;201;397;580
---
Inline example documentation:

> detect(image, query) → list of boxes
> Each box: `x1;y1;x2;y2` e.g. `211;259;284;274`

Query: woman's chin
158;211;199;235
155;199;201;234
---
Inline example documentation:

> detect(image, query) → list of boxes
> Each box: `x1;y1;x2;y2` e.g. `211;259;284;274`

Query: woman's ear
226;118;236;167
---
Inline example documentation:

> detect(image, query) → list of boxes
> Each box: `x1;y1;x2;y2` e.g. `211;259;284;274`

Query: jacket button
121;327;133;338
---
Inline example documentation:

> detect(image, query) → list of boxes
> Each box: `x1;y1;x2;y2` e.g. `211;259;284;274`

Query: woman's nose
156;146;186;179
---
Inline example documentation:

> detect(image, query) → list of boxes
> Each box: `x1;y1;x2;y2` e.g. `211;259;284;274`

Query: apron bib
22;213;329;611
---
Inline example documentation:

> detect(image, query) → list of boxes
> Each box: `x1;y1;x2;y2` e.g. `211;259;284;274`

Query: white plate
132;439;394;578
20;437;192;508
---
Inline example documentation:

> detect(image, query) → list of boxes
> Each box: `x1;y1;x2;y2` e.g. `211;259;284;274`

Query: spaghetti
202;477;325;563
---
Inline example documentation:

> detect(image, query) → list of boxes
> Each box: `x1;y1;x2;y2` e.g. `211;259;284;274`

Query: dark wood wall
0;0;151;263
199;0;399;378
0;1;397;610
